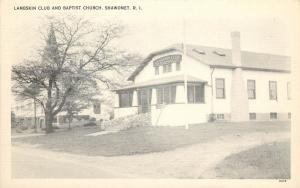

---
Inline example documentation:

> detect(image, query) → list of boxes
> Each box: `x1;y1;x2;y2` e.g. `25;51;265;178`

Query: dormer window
213;50;226;56
163;64;172;73
155;66;159;75
176;62;181;71
153;54;182;75
193;49;206;55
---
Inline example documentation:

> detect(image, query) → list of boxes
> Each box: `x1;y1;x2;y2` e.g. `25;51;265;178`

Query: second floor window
163;64;172;73
269;81;277;100
216;78;225;99
155;66;159;75
176;62;181;71
247;80;256;99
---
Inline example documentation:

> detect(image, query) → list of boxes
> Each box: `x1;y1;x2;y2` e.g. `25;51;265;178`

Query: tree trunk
45;111;54;133
68;118;71;130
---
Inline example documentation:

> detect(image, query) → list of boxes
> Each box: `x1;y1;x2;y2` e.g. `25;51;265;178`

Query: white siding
243;70;291;113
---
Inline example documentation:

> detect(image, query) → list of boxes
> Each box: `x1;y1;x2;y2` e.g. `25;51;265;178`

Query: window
270;112;277;120
187;84;205;103
287;82;291;100
216;114;224;120
93;102;101;114
163;64;167;73
269;81;277;100
249;113;256;120
157;88;163;104
163;64;172;73
156;85;176;104
216;78;225;99
176;62;181;71
155;66;159;75
163;86;170;104
119;90;133;107
167;64;172;72
247;80;256;99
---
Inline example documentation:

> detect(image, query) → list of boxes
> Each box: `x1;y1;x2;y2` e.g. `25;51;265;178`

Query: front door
139;88;152;113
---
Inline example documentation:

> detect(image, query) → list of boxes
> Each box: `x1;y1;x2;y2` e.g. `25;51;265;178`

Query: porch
114;75;210;125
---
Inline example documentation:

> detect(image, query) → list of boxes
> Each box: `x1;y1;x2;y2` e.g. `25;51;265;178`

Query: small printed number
279;179;287;182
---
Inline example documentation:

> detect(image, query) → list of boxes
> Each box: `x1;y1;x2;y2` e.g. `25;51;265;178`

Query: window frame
156;85;176;105
176;62;181;71
247;79;256;99
269;81;277;100
216;114;225;120
187;83;205;104
215;78;225;99
270;112;277;120
118;90;133;108
249;113;256;120
155;66;159;75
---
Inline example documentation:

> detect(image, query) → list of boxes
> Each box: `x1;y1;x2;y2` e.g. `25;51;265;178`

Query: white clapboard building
113;31;291;126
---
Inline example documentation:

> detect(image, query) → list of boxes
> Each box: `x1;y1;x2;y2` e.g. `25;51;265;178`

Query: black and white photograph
1;0;300;187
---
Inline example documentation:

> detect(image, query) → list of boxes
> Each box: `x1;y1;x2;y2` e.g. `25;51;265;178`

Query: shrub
102;113;151;131
90;117;96;122
83;122;97;127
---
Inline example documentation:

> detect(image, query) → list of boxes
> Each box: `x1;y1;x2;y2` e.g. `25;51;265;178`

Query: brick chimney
230;31;249;121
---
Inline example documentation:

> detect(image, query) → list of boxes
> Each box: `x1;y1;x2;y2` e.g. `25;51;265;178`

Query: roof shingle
128;44;291;81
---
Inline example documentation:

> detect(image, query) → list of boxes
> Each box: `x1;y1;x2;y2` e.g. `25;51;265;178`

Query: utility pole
183;0;189;130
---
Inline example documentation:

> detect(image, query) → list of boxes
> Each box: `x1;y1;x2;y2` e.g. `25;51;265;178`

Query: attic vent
213;50;226;56
192;49;206;55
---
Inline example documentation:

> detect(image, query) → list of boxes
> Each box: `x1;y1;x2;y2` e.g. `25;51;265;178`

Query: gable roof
128;44;291;81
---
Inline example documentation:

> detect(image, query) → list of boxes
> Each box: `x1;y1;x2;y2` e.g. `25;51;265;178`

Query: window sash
247;80;256;99
249;113;256;120
155;66;159;75
119;91;133;107
269;81;277;100
187;84;205;103
157;85;176;104
216;78;225;99
176;62;181;71
167;64;172;72
187;85;194;103
270;112;277;119
163;65;167;73
157;88;163;104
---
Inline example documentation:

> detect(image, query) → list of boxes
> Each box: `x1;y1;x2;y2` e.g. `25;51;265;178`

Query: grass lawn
212;141;290;179
12;121;290;156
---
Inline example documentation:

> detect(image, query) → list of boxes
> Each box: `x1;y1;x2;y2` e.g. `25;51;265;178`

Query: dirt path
12;131;290;178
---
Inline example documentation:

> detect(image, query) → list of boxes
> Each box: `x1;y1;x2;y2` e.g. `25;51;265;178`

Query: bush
83;122;97;127
102;113;151;131
90;117;96;122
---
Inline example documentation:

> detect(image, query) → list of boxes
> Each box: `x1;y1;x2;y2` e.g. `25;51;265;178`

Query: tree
12;16;131;133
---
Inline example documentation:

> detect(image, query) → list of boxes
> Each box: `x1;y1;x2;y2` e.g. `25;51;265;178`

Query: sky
4;0;299;64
